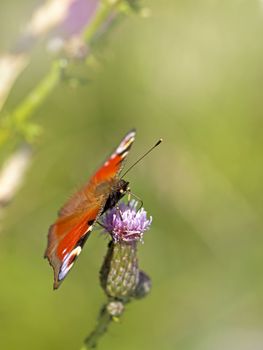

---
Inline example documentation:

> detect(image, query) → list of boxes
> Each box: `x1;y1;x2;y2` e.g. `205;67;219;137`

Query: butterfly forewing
45;129;136;289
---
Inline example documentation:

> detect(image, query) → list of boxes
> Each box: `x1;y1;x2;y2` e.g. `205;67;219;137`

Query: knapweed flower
101;200;152;243
100;200;152;301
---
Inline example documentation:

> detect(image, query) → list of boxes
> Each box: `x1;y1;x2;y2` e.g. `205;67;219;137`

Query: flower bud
100;241;139;301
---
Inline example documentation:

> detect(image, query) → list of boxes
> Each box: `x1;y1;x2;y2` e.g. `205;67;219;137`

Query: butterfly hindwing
45;206;101;289
45;129;136;289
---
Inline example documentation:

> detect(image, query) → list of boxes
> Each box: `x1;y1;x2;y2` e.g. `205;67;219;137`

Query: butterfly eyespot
120;151;128;159
58;246;82;281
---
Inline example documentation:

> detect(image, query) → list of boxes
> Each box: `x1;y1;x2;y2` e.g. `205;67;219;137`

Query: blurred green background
1;0;263;349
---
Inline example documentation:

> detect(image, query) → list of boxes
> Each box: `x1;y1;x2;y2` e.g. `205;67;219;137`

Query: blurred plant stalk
0;0;144;220
0;0;139;146
0;0;78;112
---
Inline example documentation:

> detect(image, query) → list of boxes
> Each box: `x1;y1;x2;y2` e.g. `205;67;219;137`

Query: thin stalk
0;0;124;149
84;0;122;43
82;304;113;349
0;61;61;146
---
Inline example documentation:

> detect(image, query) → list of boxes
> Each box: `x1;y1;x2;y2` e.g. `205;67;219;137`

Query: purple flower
101;200;152;243
55;0;99;38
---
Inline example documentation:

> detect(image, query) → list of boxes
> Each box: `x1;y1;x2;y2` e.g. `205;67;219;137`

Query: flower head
101;200;152;243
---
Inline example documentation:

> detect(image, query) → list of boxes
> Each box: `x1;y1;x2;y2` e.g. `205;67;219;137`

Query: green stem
82;304;112;349
13;61;61;125
0;61;61;147
0;0;124;149
84;0;122;43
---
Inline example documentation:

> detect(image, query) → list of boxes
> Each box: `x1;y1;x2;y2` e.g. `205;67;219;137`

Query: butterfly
44;129;136;289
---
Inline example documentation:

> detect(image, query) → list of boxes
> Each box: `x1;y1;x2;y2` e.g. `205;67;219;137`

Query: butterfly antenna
121;138;163;178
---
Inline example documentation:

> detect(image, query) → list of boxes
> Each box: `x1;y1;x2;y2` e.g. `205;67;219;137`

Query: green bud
100;241;139;301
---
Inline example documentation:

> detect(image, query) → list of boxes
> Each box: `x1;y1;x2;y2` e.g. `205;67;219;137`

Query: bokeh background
1;0;263;349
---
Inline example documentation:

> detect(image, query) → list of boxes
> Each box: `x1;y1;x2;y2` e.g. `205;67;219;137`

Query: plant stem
82;304;112;349
0;61;61;147
0;0;123;149
14;62;61;125
84;0;122;43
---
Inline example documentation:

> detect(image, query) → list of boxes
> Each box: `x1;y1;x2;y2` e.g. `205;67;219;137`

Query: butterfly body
45;130;135;289
102;179;129;215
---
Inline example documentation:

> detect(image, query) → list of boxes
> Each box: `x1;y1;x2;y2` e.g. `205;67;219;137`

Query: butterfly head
111;178;130;206
117;178;130;195
102;179;130;214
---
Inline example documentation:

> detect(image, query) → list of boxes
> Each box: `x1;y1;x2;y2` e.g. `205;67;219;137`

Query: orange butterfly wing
45;130;136;289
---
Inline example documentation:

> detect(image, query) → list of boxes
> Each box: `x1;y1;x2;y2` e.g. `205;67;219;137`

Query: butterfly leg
115;205;124;221
97;221;108;231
